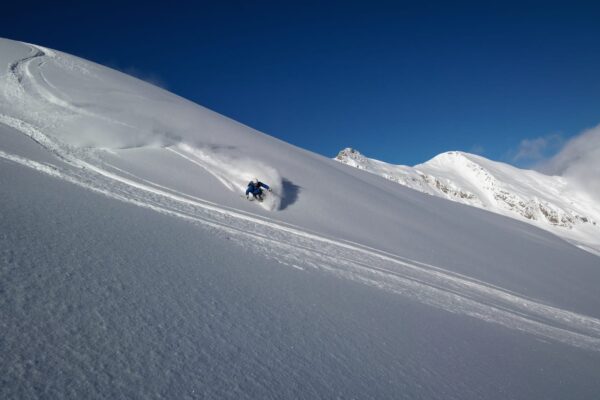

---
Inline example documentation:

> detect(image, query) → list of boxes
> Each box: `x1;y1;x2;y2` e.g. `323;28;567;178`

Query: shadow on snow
279;178;301;211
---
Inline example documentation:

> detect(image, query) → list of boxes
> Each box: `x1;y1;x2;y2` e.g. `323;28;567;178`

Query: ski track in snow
3;44;600;353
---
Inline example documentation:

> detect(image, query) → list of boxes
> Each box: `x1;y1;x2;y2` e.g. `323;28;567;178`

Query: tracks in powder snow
2;44;600;353
3;143;600;353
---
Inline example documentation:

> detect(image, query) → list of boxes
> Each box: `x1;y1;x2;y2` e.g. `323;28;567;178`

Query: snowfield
1;38;600;399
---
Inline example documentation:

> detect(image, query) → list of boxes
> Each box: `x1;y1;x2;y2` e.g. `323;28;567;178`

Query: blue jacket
246;181;270;195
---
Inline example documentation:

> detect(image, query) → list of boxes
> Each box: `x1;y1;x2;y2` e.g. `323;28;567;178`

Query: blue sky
3;1;600;166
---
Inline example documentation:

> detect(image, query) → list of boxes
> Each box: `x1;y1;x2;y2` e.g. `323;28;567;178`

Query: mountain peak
334;148;600;253
336;147;362;158
423;151;477;166
335;147;369;169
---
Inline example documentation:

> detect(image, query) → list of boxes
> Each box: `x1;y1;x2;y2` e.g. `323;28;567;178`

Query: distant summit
336;148;600;254
335;148;368;168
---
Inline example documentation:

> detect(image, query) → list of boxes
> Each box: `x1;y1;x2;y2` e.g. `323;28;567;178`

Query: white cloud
540;124;600;200
512;133;563;164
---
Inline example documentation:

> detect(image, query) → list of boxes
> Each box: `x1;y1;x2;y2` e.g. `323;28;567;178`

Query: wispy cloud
510;133;563;164
539;124;600;200
505;126;600;201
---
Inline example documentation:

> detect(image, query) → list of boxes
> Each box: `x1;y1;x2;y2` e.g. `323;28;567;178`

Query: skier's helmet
252;178;259;184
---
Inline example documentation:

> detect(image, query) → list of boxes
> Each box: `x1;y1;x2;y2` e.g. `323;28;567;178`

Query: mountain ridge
335;147;600;254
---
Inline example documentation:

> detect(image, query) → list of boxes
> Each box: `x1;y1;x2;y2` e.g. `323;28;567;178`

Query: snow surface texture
336;148;600;255
1;38;600;399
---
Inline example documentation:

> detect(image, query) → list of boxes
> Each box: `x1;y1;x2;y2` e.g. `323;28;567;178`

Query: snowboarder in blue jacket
246;178;271;201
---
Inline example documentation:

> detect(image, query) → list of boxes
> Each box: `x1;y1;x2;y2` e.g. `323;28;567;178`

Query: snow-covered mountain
2;38;600;399
336;148;600;255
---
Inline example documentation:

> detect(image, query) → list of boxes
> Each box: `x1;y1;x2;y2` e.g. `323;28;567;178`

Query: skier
246;178;271;201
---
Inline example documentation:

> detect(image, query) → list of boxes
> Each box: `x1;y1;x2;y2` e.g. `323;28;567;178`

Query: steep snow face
0;39;289;210
336;148;600;254
2;38;600;398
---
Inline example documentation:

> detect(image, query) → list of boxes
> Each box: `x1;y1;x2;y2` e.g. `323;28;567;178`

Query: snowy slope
336;148;600;254
2;38;600;399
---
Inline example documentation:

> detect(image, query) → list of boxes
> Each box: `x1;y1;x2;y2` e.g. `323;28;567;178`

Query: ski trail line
2;148;600;353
